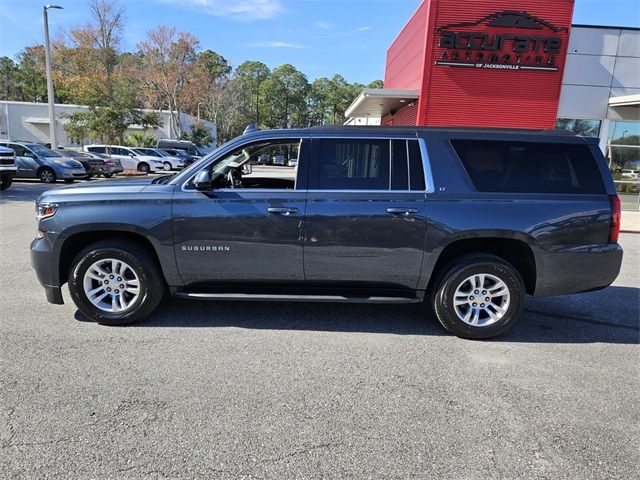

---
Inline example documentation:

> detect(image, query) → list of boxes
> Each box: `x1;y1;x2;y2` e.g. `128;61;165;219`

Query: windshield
156;149;172;157
27;144;61;157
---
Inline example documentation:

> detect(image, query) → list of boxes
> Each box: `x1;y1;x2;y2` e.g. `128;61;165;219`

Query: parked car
0;145;18;190
157;139;206;158
287;158;298;167
54;150;105;179
163;148;198;167
85;152;124;177
31;126;623;339
257;154;271;165
0;141;86;183
272;155;286;166
83;145;165;173
131;148;185;170
620;169;638;180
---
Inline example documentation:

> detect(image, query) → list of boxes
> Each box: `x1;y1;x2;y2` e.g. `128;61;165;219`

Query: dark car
84;152;124;177
30;126;622;339
54;150;105;179
163;148;198;167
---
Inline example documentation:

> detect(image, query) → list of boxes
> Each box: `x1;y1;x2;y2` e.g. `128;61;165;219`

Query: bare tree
137;26;199;137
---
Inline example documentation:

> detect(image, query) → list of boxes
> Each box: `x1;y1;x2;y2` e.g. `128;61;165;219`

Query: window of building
556;119;601;137
607;121;640;171
451;140;605;195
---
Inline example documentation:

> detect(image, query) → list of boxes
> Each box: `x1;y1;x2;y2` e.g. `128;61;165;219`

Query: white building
0;100;216;147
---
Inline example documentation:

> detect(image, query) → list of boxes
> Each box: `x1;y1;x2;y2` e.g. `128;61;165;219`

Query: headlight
36;203;58;220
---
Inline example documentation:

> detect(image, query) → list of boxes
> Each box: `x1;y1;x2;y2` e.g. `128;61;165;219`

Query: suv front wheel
68;240;165;325
432;254;525;339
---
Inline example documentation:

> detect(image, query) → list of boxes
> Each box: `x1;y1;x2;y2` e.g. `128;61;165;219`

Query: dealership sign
435;11;568;72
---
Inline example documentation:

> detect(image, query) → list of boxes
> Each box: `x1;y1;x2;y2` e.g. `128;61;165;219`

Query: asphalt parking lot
1;180;639;479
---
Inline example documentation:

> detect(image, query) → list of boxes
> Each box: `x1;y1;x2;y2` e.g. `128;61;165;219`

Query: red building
346;0;576;129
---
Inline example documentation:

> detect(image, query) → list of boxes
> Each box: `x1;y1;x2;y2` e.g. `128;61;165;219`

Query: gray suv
30;126;623;339
0;141;86;183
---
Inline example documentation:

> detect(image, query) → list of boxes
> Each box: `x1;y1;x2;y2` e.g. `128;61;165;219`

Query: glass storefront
607;121;640;211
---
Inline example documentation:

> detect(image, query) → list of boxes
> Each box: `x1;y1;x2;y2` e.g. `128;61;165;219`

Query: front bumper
57;168;88;179
30;236;64;305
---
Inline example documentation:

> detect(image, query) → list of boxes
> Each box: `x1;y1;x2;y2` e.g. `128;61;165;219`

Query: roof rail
243;124;261;135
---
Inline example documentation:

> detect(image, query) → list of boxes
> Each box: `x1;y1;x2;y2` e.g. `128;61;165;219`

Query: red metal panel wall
384;1;430;90
418;0;575;128
382;103;419;126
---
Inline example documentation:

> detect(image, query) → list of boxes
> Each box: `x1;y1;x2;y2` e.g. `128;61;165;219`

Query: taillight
609;195;621;244
106;161;114;167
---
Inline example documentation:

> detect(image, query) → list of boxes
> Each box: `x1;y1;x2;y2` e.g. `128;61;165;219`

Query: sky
0;0;639;85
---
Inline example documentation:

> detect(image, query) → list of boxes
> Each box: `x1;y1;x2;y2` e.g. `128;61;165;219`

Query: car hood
38;176;159;202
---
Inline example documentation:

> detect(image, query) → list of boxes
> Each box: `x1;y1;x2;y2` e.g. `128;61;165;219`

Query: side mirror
194;170;213;190
129;153;135;157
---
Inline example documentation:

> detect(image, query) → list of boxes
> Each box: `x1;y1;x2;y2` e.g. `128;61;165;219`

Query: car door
9;144;38;178
304;136;428;291
111;147;134;170
171;136;309;287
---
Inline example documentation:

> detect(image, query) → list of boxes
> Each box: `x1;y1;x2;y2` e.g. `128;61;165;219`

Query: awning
609;94;640;108
24;117;50;124
345;88;420;119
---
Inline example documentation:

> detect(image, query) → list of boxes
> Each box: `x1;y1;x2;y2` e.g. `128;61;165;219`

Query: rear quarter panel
419;131;620;296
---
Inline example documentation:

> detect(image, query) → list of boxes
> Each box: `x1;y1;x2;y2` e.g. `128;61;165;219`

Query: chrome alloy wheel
453;273;510;327
83;258;141;313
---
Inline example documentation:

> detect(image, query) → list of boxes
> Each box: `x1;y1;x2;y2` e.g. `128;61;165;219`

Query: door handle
267;207;299;216
386;207;418;216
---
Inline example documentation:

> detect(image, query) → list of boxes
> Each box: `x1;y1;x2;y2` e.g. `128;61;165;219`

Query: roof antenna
243;124;261;135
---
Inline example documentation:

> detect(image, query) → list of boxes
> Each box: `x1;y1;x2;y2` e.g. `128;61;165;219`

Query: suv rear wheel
137;162;150;173
432;254;525;339
68;240;165;325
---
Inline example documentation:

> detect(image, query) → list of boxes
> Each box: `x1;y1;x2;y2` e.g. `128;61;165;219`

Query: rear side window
88;146;105;154
451;140;605;194
310;139;390;190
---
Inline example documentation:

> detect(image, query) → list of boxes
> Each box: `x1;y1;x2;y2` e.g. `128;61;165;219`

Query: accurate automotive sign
435;10;567;72
412;0;575;129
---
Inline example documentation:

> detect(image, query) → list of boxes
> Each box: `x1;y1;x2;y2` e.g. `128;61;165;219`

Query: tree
181;122;214;147
0;57;20;100
15;47;48;102
125;131;158;147
367;79;384;89
235;61;270;125
261;64;309;128
137;26;200;137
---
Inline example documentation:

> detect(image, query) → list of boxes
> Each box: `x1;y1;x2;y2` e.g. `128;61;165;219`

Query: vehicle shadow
0;180;68;203
77;286;640;344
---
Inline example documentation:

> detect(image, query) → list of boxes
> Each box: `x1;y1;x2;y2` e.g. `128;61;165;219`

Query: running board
174;292;421;304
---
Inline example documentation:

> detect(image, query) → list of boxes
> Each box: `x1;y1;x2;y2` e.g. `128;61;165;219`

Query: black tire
163;161;172;171
68;240;165;325
137;163;150;173
64;179;75;183
431;254;525;339
103;173;113;178
38;167;57;183
0;175;12;191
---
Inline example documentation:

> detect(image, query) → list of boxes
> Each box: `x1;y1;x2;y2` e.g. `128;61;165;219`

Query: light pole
43;4;63;149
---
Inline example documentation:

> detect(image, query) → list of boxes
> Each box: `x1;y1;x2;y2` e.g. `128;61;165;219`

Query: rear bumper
533;244;623;297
